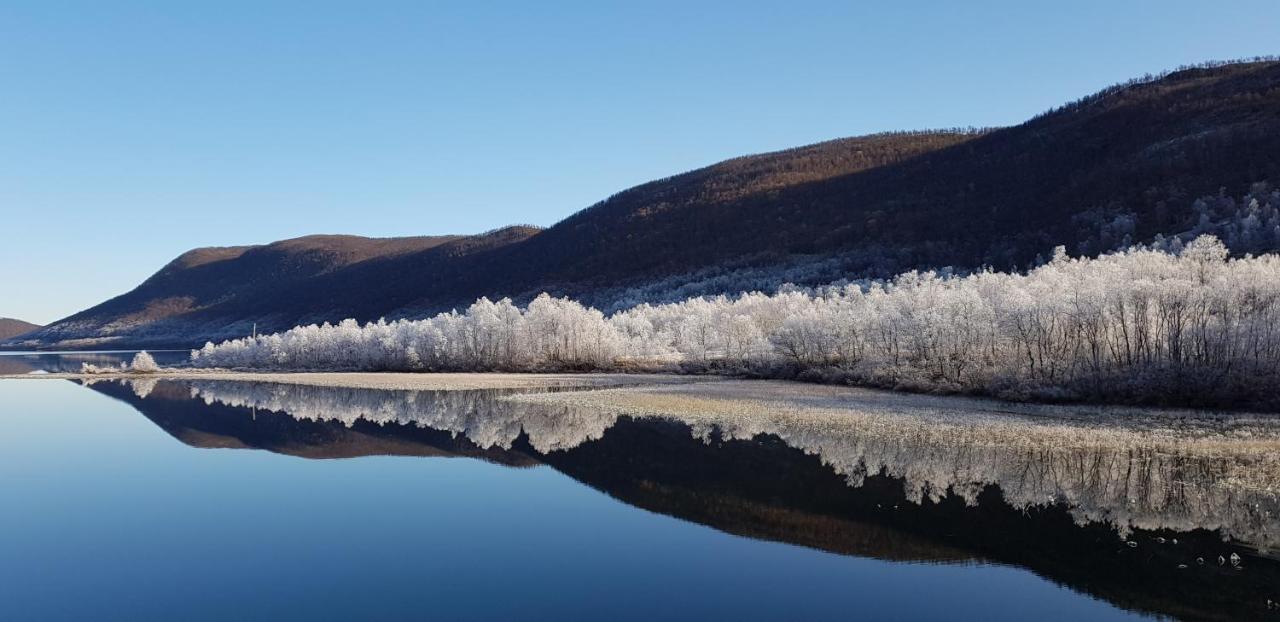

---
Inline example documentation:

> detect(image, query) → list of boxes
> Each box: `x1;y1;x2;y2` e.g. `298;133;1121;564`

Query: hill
14;59;1280;349
16;230;535;348
0;318;41;341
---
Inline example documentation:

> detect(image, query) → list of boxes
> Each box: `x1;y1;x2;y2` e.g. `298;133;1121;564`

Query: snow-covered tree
130;351;160;373
190;235;1280;407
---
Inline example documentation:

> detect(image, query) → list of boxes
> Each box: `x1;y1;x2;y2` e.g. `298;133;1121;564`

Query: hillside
16;230;537;348
0;318;41;341
14;59;1280;349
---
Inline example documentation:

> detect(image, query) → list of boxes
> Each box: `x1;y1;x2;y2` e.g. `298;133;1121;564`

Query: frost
147;376;1280;551
508;380;1280;550
130;351;160;373
190;236;1280;408
80;350;163;374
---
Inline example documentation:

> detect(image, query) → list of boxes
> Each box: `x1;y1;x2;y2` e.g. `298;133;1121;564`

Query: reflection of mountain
93;380;538;466
0;358;37;375
85;379;1280;622
539;419;1279;622
138;377;1280;550
703;407;1280;550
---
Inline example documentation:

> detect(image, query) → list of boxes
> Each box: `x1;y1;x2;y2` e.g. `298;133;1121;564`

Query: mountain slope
504;60;1280;281
20;233;487;347
0;318;41;341
17;59;1280;349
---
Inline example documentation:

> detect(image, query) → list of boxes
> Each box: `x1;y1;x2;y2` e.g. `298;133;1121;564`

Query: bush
130;351;160;373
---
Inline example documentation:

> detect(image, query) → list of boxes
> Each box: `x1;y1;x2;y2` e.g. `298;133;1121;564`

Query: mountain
15;59;1280;349
15;231;532;348
0;318;41;341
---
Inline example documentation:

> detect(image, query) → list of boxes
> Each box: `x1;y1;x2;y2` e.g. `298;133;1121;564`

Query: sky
1;1;1278;324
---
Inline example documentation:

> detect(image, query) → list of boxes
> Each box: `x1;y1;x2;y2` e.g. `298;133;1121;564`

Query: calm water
0;350;189;375
1;354;1276;621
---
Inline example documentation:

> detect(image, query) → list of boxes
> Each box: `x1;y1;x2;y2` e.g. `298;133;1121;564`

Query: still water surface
1;353;1275;621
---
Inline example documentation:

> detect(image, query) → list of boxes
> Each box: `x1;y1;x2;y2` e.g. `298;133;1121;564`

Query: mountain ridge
13;59;1280;349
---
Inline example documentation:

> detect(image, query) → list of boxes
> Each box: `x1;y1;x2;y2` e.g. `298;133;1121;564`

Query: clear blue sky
2;1;1278;324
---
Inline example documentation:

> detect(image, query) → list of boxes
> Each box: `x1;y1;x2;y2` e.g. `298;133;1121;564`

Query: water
1;354;1276;621
0;350;189;374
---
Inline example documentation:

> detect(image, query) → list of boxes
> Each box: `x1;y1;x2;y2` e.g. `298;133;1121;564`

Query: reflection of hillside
83;378;1280;621
160;377;1280;551
513;381;1280;552
752;418;1280;550
88;381;539;466
538;417;1280;622
0;358;37;375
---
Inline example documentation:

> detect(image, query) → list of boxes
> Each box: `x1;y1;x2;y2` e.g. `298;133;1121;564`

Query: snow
185;235;1280;408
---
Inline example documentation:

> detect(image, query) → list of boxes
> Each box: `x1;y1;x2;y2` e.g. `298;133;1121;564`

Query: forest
190;235;1280;409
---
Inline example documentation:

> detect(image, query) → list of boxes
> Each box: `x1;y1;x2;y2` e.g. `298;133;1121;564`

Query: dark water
1;355;1277;621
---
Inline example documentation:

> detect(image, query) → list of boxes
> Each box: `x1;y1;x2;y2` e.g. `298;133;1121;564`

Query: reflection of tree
164;378;1280;550
180;380;618;454
85;377;1280;621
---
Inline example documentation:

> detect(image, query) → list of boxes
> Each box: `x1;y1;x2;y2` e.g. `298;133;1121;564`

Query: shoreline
0;369;707;392
504;378;1280;432
3;351;1279;414
4;367;1277;421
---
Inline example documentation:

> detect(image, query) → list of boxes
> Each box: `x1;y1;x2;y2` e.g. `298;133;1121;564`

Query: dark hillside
500;60;1280;283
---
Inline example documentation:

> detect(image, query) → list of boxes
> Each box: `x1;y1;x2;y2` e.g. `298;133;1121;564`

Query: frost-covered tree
191;235;1280;408
130;351;160;373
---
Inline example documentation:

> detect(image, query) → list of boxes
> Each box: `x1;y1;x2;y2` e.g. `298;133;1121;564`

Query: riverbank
0;369;702;392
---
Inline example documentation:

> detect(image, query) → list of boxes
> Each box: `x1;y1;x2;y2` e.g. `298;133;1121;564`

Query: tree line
190;235;1280;409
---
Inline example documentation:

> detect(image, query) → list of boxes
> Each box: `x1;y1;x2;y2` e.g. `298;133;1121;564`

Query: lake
1;352;1276;621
